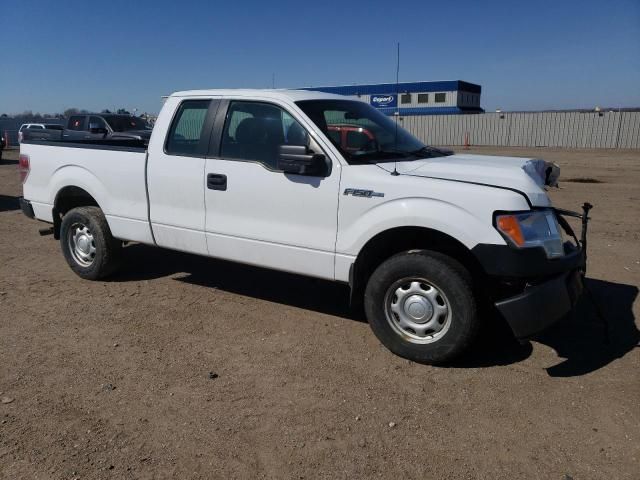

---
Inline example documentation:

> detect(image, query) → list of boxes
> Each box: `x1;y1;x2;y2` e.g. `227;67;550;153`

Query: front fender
336;197;506;256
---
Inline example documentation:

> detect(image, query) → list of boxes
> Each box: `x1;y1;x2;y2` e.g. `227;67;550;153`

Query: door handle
207;173;227;191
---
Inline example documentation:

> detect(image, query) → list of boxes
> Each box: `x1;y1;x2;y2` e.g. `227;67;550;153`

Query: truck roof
170;89;349;102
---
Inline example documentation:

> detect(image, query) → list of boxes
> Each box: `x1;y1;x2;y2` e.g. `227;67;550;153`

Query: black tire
60;206;122;280
364;250;478;364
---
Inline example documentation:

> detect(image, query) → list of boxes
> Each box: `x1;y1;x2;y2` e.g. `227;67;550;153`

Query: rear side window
165;100;211;156
68;116;86;131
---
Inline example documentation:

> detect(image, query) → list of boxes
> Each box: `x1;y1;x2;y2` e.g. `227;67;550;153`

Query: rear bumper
19;197;35;219
495;270;583;339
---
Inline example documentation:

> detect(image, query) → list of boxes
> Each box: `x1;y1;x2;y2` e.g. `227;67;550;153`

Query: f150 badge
344;188;385;198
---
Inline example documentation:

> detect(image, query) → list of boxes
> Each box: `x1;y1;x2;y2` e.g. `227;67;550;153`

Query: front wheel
60;206;122;280
364;250;478;364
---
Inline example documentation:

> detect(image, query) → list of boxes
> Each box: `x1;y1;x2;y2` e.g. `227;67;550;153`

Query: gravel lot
1;146;638;479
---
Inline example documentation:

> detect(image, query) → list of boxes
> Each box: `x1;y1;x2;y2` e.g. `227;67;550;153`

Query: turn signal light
496;215;525;247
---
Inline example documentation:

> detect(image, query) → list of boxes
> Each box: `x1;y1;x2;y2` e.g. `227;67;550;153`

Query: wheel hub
76;234;91;254
68;224;96;267
384;279;452;344
404;294;433;323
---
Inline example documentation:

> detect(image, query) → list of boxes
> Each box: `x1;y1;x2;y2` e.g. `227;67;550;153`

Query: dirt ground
0;146;638;480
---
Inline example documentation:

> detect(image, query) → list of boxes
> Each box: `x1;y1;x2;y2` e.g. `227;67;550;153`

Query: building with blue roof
302;80;483;116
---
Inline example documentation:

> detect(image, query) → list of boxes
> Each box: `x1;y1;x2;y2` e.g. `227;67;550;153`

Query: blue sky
1;0;638;114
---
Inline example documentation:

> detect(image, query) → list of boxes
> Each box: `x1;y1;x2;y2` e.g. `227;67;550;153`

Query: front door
204;99;341;280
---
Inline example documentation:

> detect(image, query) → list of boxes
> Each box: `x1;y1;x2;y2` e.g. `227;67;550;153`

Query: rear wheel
60;206;122;280
364;250;478;364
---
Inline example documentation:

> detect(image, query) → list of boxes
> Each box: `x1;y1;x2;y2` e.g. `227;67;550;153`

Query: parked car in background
18;89;589;364
327;124;377;152
22;114;152;145
20;125;65;142
63;114;152;143
18;124;64;143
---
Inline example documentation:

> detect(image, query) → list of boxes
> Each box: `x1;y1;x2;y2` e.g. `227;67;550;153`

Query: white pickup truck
19;89;589;363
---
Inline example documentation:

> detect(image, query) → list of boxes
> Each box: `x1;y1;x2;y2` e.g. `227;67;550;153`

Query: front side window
400;93;412;104
296;99;450;164
89;116;108;130
434;93;446;103
220;101;310;170
165;100;211;156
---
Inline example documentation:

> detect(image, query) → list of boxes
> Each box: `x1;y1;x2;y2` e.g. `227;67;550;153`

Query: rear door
146;97;219;255
203;98;341;280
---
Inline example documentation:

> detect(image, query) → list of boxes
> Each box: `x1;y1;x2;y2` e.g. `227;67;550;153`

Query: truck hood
376;153;559;206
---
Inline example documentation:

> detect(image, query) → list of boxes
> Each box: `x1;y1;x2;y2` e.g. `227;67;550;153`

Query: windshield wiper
409;146;453;157
351;149;412;161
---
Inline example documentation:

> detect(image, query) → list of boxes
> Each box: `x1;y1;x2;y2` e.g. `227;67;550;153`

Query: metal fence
3;111;639;150
401;111;640;149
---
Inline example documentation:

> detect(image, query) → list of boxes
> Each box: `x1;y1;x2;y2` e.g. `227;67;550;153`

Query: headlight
496;209;564;258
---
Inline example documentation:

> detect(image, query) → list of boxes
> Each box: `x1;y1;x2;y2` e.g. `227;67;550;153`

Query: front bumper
495;270;583;338
473;203;591;339
19;197;35;219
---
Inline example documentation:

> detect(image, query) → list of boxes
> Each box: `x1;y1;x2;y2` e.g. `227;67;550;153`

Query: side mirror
278;145;327;176
89;123;108;134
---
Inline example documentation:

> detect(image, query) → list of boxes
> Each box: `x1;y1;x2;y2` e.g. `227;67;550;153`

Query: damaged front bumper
495;269;583;338
473;203;592;339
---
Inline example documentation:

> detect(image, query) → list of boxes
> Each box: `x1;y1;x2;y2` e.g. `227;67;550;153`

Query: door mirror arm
277;145;328;176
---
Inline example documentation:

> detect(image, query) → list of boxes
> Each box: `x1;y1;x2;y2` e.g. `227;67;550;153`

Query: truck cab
18;89;588;364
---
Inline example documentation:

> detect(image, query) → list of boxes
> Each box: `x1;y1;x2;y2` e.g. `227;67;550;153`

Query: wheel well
350;226;485;303
52;186;100;239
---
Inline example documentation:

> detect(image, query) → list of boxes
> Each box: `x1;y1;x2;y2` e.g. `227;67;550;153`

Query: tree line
1;108;140;119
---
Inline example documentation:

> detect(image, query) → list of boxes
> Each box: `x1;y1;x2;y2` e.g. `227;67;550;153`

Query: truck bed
22;132;148;149
21;140;153;244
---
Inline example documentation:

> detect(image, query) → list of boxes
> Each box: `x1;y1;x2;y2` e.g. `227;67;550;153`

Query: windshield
103;115;149;132
296;99;450;164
